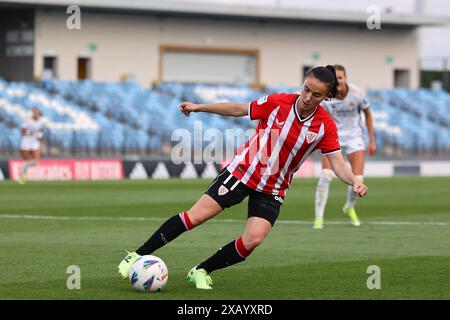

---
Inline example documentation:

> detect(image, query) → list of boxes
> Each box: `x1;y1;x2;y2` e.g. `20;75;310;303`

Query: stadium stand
0;76;449;156
367;88;450;154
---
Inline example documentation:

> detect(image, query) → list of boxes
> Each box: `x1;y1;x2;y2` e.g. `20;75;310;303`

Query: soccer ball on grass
129;255;168;292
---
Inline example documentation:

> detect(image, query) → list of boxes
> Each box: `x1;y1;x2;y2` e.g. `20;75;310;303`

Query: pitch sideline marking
0;214;448;226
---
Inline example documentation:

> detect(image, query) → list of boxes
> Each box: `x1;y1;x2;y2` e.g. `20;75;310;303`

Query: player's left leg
344;149;365;226
119;169;249;280
314;156;334;229
27;149;40;172
188;191;281;289
118;194;223;279
31;149;41;161
133;169;247;258
188;217;272;290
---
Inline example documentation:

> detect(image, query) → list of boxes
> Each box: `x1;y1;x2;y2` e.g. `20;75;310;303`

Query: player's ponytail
305;65;339;98
325;65;339;98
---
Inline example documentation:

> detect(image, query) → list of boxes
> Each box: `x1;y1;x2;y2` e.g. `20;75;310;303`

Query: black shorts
204;168;284;226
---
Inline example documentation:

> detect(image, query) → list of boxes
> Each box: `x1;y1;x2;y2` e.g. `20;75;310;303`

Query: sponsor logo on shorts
274;195;284;204
218;185;229;196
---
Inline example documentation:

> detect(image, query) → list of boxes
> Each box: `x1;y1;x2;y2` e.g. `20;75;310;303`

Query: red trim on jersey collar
293;95;319;123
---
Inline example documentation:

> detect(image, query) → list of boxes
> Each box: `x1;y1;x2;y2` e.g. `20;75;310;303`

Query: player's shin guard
196;236;252;274
314;169;333;220
344;175;364;210
135;211;193;255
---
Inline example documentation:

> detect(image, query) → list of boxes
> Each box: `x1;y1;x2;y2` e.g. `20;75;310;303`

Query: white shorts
340;136;365;154
20;137;40;151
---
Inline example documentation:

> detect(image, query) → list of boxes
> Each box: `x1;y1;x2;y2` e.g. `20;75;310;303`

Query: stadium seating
367;88;450;153
0;75;449;156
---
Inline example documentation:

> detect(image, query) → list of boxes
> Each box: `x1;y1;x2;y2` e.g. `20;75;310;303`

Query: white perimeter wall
295;160;450;177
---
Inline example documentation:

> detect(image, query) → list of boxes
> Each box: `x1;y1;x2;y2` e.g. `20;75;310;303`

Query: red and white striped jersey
226;93;340;196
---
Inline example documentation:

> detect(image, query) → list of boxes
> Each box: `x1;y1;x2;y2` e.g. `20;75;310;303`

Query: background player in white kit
313;65;375;229
18;107;45;183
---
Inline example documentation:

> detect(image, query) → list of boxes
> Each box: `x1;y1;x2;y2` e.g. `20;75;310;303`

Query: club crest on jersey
257;96;268;105
306;131;318;144
218;185;229;196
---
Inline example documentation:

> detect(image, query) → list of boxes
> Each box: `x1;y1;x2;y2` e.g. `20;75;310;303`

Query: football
129;255;168;292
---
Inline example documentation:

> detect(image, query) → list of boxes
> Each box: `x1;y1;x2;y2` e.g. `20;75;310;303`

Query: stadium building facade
1;0;444;89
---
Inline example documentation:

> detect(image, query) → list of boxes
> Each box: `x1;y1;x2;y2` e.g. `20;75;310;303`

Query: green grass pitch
0;177;449;299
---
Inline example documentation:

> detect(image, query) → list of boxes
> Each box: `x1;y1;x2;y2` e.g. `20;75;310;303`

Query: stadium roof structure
2;0;449;28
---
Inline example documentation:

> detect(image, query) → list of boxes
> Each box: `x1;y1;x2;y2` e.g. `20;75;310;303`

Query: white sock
21;161;30;175
314;169;334;220
21;160;37;175
344;175;364;210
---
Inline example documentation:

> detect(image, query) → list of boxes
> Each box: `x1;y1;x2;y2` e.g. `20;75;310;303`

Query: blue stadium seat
1;78;450;155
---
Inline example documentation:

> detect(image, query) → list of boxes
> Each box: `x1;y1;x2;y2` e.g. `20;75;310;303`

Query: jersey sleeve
317;119;341;155
349;84;370;111
320;99;332;113
249;94;282;120
354;87;370;110
360;94;370;110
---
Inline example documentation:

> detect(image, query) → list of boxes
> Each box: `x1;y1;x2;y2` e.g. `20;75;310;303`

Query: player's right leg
343;149;365;227
188;216;272;289
18;150;30;184
185;169;250;289
118;194;222;279
188;188;281;290
314;156;334;229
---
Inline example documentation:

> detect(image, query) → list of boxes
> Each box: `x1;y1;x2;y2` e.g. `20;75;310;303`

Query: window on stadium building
78;57;91;80
43;56;57;79
159;45;259;85
394;69;411;88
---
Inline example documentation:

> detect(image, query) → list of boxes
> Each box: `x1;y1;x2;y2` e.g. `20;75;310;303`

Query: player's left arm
363;108;376;156
318;118;366;196
326;151;368;197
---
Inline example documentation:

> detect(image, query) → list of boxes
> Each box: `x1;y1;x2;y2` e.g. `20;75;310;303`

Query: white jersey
321;84;369;142
20;118;45;150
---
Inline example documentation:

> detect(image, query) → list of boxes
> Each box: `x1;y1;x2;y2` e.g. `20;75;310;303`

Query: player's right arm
179;102;249;117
